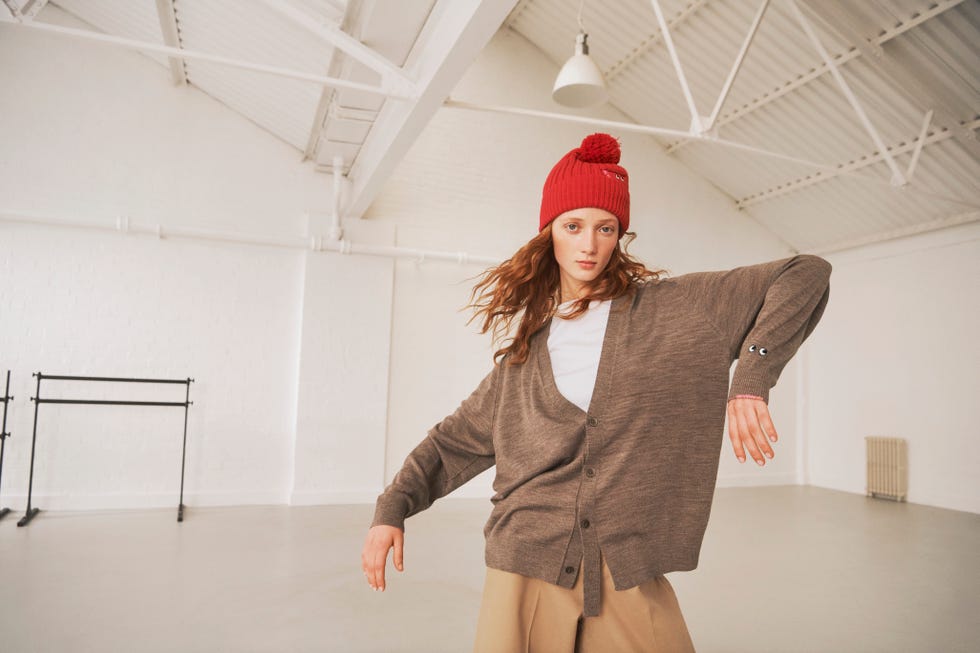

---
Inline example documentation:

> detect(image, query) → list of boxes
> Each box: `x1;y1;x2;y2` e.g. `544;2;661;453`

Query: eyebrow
561;216;618;224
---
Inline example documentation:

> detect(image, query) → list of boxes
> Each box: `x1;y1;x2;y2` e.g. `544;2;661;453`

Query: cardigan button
581;519;590;529
565;566;575;574
748;344;757;352
587;417;599;427
759;347;768;356
586;468;595;478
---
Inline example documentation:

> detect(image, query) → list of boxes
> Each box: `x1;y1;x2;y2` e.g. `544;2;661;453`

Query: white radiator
865;436;908;502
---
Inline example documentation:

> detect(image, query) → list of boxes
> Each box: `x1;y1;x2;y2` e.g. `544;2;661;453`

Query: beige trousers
472;552;696;653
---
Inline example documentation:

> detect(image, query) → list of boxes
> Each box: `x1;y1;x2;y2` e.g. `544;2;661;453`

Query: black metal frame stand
0;370;12;521
18;372;194;527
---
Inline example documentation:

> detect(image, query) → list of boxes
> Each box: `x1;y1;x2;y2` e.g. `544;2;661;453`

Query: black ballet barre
0;370;12;521
18;372;195;527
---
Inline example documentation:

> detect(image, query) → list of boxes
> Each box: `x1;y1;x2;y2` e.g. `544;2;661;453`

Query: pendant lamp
552;31;607;108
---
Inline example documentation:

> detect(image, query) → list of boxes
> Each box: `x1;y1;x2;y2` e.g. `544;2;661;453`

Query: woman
361;133;832;651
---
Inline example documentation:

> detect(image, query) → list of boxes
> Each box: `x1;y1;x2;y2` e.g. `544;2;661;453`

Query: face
550;207;620;302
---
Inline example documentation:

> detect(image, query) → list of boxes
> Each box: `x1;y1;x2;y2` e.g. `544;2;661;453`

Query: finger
373;546;388;591
758;405;779;443
727;401;746;463
361;545;372;586
733;402;764;466
748;403;775;460
393;530;404;572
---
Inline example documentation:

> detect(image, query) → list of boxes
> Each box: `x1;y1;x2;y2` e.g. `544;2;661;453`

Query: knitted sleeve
680;254;832;403
371;364;500;531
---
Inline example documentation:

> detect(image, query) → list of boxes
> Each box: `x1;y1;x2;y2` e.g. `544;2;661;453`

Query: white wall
372;27;808;499
0;6;329;509
813;222;980;514
4;10;970;518
290;217;396;505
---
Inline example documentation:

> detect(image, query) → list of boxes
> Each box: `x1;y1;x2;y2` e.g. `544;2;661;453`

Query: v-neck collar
536;292;629;417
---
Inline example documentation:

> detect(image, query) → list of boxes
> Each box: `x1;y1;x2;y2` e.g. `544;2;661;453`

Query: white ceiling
506;0;980;253
3;0;978;255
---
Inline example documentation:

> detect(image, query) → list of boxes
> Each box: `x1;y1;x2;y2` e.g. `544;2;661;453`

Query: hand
361;525;404;592
726;396;778;466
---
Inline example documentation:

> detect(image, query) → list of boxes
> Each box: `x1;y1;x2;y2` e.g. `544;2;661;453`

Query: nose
580;230;597;254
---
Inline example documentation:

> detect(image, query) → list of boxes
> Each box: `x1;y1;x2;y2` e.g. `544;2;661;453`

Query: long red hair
467;226;668;365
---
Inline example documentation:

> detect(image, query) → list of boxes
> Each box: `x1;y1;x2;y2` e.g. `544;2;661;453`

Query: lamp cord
577;0;585;32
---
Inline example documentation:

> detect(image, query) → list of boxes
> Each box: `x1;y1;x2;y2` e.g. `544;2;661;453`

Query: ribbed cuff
728;365;770;403
371;494;408;531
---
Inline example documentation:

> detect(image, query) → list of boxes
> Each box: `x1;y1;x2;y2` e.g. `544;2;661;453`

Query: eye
599;225;615;234
564;223;579;232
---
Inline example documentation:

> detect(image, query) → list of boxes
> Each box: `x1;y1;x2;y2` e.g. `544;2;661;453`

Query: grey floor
0;486;977;653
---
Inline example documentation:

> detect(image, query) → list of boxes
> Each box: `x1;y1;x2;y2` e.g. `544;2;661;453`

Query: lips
577;260;597;268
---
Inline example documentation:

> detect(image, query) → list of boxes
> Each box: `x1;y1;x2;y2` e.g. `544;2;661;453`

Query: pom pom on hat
577;133;621;164
539;133;630;233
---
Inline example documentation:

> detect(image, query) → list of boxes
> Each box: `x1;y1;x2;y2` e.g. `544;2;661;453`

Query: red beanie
539;133;630;234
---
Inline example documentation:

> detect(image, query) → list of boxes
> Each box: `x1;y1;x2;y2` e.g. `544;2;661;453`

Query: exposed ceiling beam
788;0;906;186
255;0;414;95
811;210;979;257
345;0;519;219
0;17;414;99
704;0;769;132
737;118;980;210
603;0;706;82
665;0;966;154
301;0;366;161
154;0;186;86
443;98;839;170
20;0;47;19
1;0;20;19
797;0;980;161
650;0;703;133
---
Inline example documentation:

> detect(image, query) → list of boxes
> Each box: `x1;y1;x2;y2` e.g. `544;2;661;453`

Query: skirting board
717;471;798;487
1;474;800;513
0;490;288;512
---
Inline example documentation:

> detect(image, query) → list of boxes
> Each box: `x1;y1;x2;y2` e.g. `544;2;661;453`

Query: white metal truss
446;0;979;217
704;0;769;132
254;0;416;98
154;0;186;86
602;0;707;83
665;0;967;154
736;118;980;210
443;98;841;170
0;0;19;18
0;15;416;100
343;0;520;218
797;0;980;161
649;0;703;133
787;0;906;186
300;0;359;162
906;110;933;182
810;209;979;257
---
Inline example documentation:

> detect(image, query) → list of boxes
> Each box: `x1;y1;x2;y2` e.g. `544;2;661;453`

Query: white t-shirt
547;298;612;413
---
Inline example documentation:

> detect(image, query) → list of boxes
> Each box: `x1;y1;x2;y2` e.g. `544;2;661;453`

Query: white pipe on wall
330;155;344;241
0;210;502;266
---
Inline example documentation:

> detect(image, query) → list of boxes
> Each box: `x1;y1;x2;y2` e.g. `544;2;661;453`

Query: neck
560;280;589;304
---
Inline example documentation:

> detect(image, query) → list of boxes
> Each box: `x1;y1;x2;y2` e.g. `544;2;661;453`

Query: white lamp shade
552;33;607;108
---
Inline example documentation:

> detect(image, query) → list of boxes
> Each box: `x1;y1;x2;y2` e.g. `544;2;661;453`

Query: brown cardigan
372;254;832;617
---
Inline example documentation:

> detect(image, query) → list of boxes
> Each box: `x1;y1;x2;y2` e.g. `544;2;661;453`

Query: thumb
394;531;404;571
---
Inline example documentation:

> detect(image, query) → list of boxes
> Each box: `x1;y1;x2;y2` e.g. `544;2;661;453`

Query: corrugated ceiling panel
51;0;170;67
187;61;316;151
174;0;336;151
507;0;979;252
286;0;347;25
